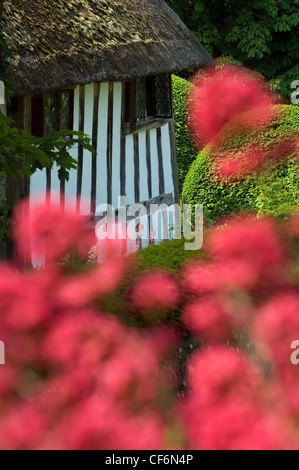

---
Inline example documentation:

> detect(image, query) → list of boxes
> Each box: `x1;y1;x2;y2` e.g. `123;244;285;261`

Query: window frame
31;88;75;138
123;73;173;135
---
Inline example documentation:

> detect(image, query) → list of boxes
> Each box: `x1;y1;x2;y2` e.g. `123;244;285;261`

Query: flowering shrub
187;66;298;185
0;201;183;450
132;271;180;321
2;197;299;449
2;64;299;450
3;195;299;450
183;103;299;221
188;65;278;150
13;197;92;264
181;213;299;450
180;66;299;450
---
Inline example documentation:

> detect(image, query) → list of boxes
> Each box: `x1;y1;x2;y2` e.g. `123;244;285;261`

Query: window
154;74;173;119
124;73;172;131
31;89;74;137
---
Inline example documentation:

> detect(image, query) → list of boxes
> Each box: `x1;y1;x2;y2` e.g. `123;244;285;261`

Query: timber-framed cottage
2;0;212;250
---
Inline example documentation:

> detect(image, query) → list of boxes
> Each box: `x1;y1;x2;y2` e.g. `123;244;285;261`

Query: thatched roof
3;0;213;96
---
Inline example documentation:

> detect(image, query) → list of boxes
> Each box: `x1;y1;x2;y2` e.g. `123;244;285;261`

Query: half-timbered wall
28;81;179;255
30;81;179;216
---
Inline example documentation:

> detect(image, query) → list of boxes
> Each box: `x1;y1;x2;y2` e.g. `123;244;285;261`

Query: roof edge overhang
9;38;213;96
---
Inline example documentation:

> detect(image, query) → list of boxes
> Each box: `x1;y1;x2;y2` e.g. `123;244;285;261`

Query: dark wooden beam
113;192;174;221
107;83;113;205
76;85;85;211
6;95;32;264
23;95;32;199
120;82;126;196
91;82;100;213
156;127;165;196
146;129;152;200
60;177;65;210
46;168;51;196
133;133;140;203
169;119;180;205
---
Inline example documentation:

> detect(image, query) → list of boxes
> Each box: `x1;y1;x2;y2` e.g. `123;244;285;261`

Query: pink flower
211;148;265;181
63;395;165;450
185;399;277;450
287;213;299;239
183;297;232;339
132;271;179;314
264;137;296;163
13;196;90;263
0;404;46;450
186;347;261;407
253;293;299;416
184;257;259;294
254;293;299;358
42;311;123;367
207;218;285;281
0;266;50;329
56;255;130;307
183;347;281;449
296;130;299;162
184;263;220;293
211;136;296;183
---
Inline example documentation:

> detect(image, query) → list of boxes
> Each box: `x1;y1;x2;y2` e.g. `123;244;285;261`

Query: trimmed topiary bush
182;104;299;220
172;75;197;192
136;236;206;274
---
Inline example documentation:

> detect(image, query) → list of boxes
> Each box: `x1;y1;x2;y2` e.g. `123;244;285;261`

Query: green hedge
182;104;299;220
172;75;197;192
136;236;206;274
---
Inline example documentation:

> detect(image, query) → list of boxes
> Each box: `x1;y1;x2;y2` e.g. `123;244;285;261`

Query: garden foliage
1;198;299;449
2;63;299;450
183;104;299;220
